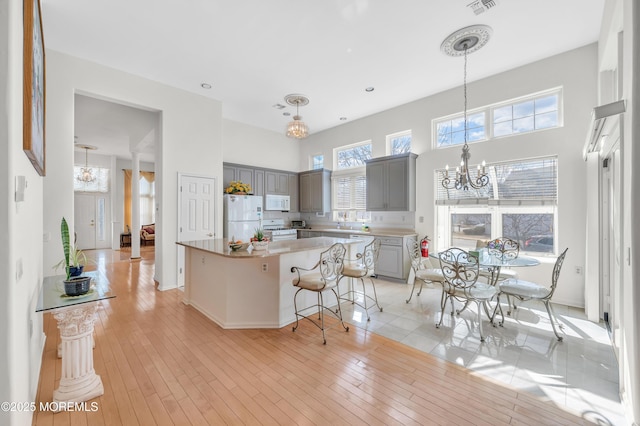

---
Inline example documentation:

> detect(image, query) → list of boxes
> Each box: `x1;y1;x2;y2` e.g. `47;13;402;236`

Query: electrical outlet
575;266;583;275
262;263;268;272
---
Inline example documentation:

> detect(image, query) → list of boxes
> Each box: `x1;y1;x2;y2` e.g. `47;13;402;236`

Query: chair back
438;248;480;294
548;248;569;297
486;237;519;261
319;243;347;282
360;239;381;275
406;240;422;271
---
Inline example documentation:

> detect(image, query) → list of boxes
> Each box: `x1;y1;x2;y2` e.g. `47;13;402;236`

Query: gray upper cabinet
366;153;417;211
288;173;299;212
265;171;290;195
223;163;255;191
223;163;299;208
253;169;265;198
299;169;331;213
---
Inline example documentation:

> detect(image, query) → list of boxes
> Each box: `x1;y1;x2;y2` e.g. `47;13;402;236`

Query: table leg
52;304;103;407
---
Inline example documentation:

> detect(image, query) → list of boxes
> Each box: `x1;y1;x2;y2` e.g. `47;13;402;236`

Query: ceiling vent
467;0;499;16
583;100;626;160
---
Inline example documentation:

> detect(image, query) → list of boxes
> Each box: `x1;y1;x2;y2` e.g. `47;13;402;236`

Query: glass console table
36;271;115;406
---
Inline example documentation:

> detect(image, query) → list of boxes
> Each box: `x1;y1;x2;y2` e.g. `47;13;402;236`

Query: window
435;156;558;255
140;176;155;225
387;130;412;155
435;111;486;148
434;88;562;148
493;91;560;137
335;141;372;169
73;167;110;192
311;154;323;170
332;141;372;222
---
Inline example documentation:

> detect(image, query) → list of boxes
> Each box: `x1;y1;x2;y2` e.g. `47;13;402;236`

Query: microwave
265;194;290;211
291;220;306;229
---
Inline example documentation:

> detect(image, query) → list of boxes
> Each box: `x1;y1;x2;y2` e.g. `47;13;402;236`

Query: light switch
15;176;26;202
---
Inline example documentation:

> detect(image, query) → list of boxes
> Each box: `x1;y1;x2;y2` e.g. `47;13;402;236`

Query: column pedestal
52;304;103;406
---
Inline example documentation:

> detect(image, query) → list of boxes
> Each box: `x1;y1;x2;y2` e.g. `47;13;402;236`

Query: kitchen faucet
336;222;341;229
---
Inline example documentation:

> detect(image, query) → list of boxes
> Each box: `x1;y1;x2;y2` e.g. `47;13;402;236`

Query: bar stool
336;239;382;321
291;243;349;344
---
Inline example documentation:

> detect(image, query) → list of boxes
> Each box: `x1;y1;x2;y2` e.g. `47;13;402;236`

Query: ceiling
43;0;605;160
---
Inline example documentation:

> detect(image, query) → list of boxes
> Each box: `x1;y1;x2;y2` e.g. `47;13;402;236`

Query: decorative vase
63;276;91;296
252;241;268;251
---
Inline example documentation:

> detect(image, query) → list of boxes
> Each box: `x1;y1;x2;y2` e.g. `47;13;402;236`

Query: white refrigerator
223;194;263;242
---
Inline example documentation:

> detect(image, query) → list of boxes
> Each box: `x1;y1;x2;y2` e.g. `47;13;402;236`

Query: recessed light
201;83;212;89
283;112;291;117
365;87;374;92
340;117;347;121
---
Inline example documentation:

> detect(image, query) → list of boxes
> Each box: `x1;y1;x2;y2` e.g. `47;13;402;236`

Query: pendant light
440;25;492;191
76;144;98;183
285;94;309;139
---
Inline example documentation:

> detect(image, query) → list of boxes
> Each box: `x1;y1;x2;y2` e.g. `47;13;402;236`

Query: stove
262;219;298;241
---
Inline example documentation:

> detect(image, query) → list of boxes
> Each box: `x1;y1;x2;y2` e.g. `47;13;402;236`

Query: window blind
435;156;557;206
332;169;366;210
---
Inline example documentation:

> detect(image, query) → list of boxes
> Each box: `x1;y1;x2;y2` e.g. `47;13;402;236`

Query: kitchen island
177;237;361;329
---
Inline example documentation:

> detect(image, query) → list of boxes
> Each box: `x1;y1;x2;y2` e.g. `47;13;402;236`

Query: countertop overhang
297;228;417;238
177;236;362;258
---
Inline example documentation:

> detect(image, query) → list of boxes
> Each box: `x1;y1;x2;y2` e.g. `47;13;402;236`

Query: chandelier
285;94;309;139
76;145;98;183
440;25;492;191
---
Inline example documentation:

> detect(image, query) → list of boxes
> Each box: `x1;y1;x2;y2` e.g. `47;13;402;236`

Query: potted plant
225;180;252;195
56;217;91;296
250;227;269;250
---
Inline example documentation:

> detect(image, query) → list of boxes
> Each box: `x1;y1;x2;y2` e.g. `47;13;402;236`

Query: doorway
75;193;111;250
176;174;217;287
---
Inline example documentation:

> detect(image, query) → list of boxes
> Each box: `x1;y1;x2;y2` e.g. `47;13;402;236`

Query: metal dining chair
479;237;519;283
497;248;569;341
405;240;445;303
336;239;383;321
437;247;497;342
291;243;349;344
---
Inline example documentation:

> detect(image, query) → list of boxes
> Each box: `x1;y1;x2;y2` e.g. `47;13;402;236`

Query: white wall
223;119;301;171
298;44;598;308
44;50;223;290
1;0;47;424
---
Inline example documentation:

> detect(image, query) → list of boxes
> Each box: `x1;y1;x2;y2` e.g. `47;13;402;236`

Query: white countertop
297;228;417;238
177;236;361;258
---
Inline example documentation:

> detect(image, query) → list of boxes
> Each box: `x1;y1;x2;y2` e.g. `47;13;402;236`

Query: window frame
333;140;372;170
310;154;324;170
433;87;563;149
386;129;412;155
434;155;559;257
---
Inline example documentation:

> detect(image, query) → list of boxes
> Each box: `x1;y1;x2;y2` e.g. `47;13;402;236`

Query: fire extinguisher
420;236;430;258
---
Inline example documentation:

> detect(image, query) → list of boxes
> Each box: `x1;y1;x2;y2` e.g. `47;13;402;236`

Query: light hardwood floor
33;247;594;425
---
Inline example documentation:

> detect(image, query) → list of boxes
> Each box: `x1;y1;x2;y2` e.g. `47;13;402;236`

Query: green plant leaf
61;217;71;280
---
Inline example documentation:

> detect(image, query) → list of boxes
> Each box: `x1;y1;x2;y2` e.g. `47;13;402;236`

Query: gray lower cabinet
375;235;417;280
299;169;331;213
297;230;312;239
366;153;417;211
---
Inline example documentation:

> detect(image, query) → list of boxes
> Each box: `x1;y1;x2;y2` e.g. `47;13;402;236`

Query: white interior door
75;193;111;250
177;174;217;287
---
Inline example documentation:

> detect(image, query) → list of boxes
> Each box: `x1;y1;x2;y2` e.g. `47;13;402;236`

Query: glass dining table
431;248;540;321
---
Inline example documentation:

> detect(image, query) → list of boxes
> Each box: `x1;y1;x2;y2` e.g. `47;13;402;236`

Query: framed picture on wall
23;0;46;176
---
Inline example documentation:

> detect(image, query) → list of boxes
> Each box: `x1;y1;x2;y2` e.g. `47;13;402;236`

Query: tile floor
337;278;626;426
